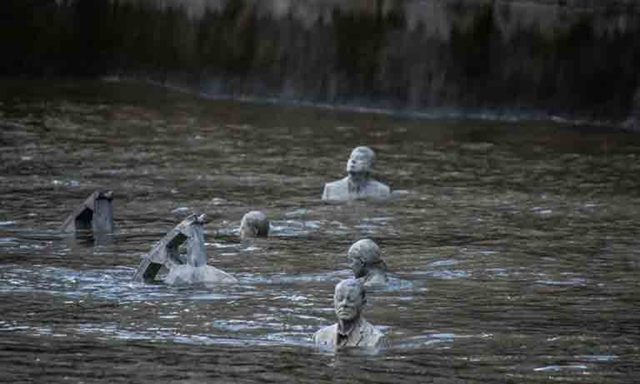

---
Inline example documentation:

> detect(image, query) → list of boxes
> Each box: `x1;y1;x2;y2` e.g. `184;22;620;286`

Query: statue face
346;149;372;174
239;221;253;239
239;215;255;239
348;254;366;278
334;281;365;321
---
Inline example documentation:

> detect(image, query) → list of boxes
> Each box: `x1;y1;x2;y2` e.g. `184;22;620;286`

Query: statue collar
335;316;366;347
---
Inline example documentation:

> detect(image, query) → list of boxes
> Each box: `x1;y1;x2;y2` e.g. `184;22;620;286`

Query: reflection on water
1;79;640;383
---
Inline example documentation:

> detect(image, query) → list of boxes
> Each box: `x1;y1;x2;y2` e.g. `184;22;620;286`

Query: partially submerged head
347;239;386;278
346;146;375;175
240;211;270;240
333;278;366;322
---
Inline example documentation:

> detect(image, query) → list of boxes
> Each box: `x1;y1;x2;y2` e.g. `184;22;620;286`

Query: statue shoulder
373;180;390;192
325;177;348;189
322;177;349;200
360;319;389;348
366;179;390;198
363;273;388;288
314;324;337;346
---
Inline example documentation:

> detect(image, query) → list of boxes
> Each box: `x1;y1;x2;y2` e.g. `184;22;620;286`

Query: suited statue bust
322;146;390;201
313;279;388;350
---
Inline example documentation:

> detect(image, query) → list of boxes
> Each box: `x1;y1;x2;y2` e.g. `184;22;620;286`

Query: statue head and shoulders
313;279;388;350
322;146;390;201
348;239;388;288
240;210;270;240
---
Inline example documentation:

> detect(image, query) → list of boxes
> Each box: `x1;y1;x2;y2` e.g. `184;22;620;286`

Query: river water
1;79;639;383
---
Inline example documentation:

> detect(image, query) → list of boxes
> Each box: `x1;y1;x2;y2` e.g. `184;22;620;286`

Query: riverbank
2;0;639;129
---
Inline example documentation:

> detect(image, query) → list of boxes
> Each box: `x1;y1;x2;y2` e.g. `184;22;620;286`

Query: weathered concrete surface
9;0;637;126
623;89;640;132
149;0;639;35
60;190;114;234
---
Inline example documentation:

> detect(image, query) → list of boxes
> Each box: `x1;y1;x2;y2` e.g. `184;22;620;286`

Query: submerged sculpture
60;190;114;234
322;146;390;201
314;279;388;350
133;213;237;285
348;239;388;288
240;210;270;240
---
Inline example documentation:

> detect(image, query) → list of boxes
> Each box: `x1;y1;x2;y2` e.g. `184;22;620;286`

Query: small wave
427;259;459;268
189;293;241;301
576;355;617;362
534;364;588;372
534;278;587;287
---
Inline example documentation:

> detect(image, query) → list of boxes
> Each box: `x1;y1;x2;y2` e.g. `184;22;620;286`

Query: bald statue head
240;211;270;240
346;146;375;175
333;279;367;322
348;239;386;279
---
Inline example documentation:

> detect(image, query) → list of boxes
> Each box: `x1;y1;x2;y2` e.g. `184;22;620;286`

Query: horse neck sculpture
132;213;207;283
60;190;114;234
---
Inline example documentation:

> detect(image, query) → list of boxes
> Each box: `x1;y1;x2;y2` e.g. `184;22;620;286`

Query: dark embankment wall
2;0;639;127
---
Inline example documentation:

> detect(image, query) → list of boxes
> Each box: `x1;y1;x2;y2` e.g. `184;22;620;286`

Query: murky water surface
1;80;639;383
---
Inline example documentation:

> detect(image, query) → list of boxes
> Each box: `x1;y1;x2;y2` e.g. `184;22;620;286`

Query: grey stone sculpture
60;190;114;234
314;279;388;350
240;211;270;240
133;214;237;284
348;239;388;288
322;146;390;201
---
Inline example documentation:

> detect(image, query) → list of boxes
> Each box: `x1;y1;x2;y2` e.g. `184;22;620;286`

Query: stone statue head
346;146;375;175
347;239;386;278
333;278;367;321
240;211;270;240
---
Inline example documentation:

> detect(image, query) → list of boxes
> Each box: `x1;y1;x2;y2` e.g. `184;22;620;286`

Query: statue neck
347;172;370;192
337;314;361;337
365;267;386;279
